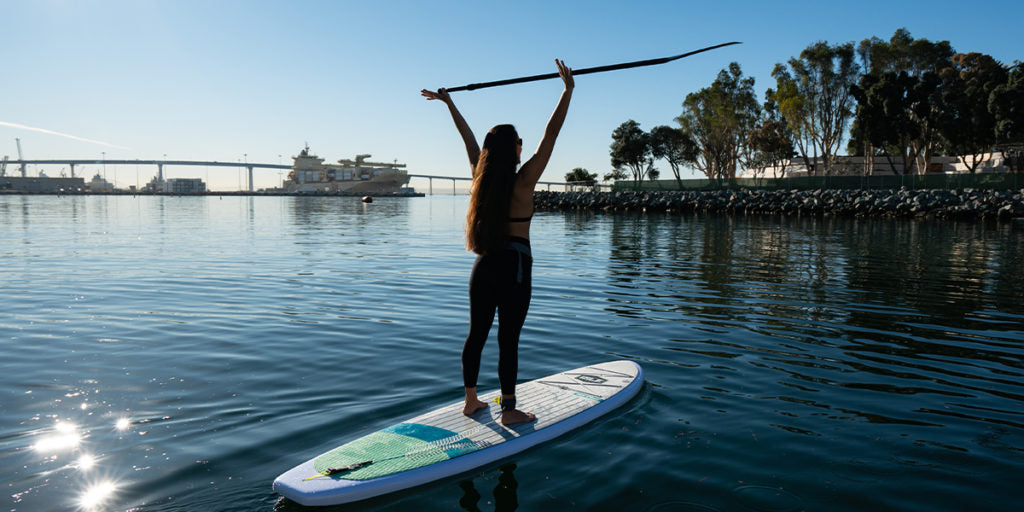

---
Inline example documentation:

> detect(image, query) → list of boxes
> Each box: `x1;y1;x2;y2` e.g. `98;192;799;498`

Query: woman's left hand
555;59;574;90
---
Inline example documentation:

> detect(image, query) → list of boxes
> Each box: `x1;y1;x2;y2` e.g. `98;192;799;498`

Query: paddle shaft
445;41;741;92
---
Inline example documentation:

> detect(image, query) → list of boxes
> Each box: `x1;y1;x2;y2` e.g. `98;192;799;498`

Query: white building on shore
162;178;206;194
739;151;1018;178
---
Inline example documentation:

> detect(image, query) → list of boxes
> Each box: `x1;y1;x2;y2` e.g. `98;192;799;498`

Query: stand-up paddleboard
273;360;643;506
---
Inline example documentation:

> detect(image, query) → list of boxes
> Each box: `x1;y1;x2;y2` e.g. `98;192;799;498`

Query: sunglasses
517;137;523;146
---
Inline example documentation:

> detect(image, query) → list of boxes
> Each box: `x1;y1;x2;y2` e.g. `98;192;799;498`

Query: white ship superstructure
283;146;411;194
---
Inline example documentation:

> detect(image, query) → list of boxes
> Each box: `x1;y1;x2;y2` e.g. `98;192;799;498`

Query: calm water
2;195;1022;512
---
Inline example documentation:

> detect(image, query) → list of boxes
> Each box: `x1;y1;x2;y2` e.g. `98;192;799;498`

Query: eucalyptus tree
603;168;629;183
676;62;760;182
850;71;920;175
565;167;598;185
859;28;953;77
990;62;1024;146
771;41;860;175
649;125;698;189
938;53;1009;173
767;78;814;173
609;120;654;186
856;29;954;174
747;91;797;178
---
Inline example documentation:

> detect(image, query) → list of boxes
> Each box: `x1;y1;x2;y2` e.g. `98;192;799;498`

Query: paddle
444;41;741;92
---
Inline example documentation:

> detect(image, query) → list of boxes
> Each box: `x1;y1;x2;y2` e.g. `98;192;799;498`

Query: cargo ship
282;145;413;194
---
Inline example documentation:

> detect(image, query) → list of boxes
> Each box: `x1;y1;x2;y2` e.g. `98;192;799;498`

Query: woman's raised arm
517;59;574;188
421;87;481;172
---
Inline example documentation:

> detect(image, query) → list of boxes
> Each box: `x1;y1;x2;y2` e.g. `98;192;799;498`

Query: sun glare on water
78;480;117;510
32;421;81;453
77;453;96;470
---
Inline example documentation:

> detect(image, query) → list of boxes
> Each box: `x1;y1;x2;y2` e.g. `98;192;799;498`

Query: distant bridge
4;159;287;191
2;159;572;193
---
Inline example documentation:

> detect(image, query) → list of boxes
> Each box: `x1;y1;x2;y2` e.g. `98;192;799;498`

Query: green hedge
613;173;1024;192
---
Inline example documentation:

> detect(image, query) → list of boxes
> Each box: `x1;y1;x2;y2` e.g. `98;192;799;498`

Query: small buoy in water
362;196;373;203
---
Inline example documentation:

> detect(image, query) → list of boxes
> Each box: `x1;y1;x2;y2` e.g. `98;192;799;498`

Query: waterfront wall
612;172;1023;192
534;188;1024;220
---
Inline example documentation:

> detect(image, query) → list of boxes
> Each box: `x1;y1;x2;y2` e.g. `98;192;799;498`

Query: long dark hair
466;124;519;255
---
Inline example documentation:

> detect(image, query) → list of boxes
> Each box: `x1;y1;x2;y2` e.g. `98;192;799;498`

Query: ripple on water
830;457;905;483
647;501;722;512
731;485;804;512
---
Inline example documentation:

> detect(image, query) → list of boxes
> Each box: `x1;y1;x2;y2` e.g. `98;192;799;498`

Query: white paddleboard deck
273;360;644;506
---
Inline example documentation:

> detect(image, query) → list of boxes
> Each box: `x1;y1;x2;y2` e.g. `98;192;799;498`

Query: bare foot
463;398;489;416
500;409;536;426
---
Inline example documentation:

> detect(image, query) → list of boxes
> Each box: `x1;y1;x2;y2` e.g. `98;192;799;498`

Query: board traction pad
312;423;478;480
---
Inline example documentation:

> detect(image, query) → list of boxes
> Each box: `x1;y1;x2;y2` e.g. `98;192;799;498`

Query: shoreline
5;188;1022;220
535;188;1024;220
0;190;425;198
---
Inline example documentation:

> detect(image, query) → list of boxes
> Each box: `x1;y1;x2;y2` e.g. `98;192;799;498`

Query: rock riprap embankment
534;188;1024;220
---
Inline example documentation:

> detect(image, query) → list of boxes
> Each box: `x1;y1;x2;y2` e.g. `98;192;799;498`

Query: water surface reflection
1;197;1021;511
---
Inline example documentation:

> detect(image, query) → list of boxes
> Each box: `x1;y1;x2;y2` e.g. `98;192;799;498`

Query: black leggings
462;237;532;396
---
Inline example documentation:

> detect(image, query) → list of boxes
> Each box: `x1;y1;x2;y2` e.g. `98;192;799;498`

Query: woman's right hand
422;86;479;169
420;87;453;105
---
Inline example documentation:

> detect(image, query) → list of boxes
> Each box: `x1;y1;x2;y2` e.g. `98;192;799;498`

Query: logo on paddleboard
574;374;607;384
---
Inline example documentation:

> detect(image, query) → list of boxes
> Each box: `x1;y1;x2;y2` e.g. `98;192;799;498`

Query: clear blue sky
2;0;1020;190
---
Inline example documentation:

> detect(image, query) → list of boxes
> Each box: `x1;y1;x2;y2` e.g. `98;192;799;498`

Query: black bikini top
508;212;533;223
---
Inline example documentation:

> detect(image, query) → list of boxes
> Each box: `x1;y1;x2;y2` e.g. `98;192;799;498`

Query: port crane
16;138;26;177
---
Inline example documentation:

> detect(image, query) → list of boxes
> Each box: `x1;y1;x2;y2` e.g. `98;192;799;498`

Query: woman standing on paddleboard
422;59;573;426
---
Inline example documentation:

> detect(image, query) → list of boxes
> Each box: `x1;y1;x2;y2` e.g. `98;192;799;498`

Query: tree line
567;29;1023;186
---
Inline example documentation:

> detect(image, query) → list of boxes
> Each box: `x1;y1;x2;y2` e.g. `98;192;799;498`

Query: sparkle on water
32;421;82;454
78;480;117;511
77;454;96;470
